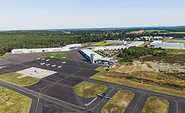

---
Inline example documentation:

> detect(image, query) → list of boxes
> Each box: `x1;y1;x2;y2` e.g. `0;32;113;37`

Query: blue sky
0;0;185;30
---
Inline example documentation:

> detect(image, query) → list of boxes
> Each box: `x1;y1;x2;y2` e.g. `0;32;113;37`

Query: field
82;40;123;47
73;81;108;98
101;90;135;113
90;67;185;98
129;30;145;34
144;30;169;33
0;73;40;86
168;39;185;43
0;86;31;113
141;96;169;113
37;53;70;59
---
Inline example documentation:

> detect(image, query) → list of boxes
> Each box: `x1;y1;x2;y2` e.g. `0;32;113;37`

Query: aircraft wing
105;97;112;99
98;94;103;98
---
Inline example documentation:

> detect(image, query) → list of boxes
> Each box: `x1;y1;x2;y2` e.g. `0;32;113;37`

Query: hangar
11;44;81;54
149;41;184;49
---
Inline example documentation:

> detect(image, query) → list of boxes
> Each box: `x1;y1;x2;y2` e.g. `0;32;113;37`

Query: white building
154;36;163;39
141;36;153;41
11;44;81;54
106;40;127;44
149;41;184;49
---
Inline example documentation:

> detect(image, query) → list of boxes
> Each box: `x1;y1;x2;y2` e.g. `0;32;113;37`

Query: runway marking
85;97;97;106
131;94;143;113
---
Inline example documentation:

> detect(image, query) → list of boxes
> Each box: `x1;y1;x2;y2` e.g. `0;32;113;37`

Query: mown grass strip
73;81;108;98
141;96;169;113
101;90;135;113
0;86;32;113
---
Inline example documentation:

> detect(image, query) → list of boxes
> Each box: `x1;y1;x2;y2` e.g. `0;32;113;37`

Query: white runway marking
85;97;97;106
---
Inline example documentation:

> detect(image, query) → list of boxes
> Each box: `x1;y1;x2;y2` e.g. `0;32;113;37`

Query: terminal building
149;41;184;49
11;44;81;54
79;41;144;68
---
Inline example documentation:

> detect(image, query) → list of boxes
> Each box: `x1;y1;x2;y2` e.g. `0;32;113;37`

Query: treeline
0;28;185;55
118;47;167;62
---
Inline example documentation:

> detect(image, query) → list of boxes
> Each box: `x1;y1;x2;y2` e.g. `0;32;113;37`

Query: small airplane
50;56;54;58
56;61;60;63
36;58;41;60
61;61;66;64
51;65;56;67
98;93;112;99
41;58;45;60
46;59;50;61
58;65;62;68
46;64;50;66
40;62;45;65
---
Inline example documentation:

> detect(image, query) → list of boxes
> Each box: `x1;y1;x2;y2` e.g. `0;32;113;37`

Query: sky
0;0;185;30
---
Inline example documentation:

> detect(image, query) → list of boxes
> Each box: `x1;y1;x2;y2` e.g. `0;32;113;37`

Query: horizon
1;0;185;30
1;25;185;32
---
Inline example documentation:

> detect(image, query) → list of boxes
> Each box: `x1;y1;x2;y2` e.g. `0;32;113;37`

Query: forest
118;47;167;62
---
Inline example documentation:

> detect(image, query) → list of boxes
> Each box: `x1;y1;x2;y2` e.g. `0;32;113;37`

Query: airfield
0;49;185;113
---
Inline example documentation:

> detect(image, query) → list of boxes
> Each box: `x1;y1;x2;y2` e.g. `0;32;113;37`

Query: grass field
141;96;169;113
168;39;185;43
0;73;40;86
82;40;123;47
73;81;108;98
37;53;70;59
101;90;135;113
90;67;185;98
0;86;32;113
145;30;168;33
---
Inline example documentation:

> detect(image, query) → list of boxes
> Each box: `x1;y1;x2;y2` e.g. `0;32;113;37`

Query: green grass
0;73;40;86
101;90;135;113
73;81;108;98
145;30;168;33
0;86;32;113
36;53;70;59
0;54;8;57
0;58;2;60
82;40;123;47
141;96;169;113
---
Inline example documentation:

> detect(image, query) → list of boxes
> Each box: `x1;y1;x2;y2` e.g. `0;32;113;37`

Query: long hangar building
11;44;81;54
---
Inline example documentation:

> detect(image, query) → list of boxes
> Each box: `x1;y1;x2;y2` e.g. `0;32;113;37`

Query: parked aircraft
62;61;66;64
36;58;41;60
50;56;54;58
56;61;60;63
58;65;62;68
98;93;111;99
46;59;50;61
40;62;45;65
46;64;50;66
41;58;45;60
51;65;56;67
